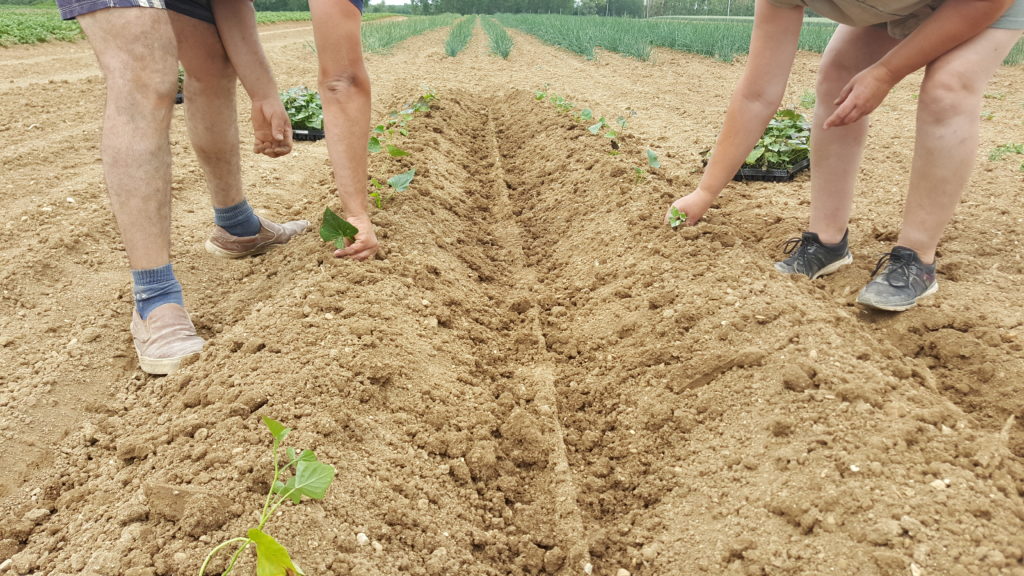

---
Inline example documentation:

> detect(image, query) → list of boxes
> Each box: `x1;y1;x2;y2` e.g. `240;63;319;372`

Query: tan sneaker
205;216;309;259
130;303;205;375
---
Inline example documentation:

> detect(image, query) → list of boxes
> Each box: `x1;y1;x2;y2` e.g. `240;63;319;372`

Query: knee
183;56;236;95
318;67;370;99
918;71;979;122
106;56;179;107
815;53;858;96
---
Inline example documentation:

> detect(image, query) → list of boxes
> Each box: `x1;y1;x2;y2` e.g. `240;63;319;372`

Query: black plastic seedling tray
733;157;809;182
293;128;325;141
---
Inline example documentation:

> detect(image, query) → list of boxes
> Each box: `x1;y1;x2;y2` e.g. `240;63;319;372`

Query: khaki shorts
768;0;1023;37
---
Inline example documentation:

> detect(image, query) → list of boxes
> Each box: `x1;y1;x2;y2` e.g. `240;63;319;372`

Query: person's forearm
699;0;802;195
211;0;279;102
875;0;1014;82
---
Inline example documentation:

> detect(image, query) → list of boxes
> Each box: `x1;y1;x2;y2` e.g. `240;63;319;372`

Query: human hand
664;187;716;227
823;64;898;129
333;213;379;261
251;98;293;158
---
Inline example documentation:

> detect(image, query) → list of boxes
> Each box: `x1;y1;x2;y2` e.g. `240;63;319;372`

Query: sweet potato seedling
668;207;688;229
320;207;359;249
198;417;336;576
367;169;416;209
646;149;660;169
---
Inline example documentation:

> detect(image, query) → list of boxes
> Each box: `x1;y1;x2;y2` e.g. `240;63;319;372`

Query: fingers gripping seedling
198;417;336;576
320;207;359;249
668;207;688;229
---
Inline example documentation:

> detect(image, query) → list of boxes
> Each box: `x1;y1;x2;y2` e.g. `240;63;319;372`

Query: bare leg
808;25;899;244
169;13;244;209
897;27;1022;264
309;0;379;261
78;9;178;270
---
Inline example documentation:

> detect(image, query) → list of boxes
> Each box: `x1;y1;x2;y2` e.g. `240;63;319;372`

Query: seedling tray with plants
281;86;325;141
733;108;810;182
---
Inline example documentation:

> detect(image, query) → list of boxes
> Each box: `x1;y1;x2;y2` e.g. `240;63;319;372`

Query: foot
856;246;938;312
130;303;205;375
205;215;309;259
774;230;852;280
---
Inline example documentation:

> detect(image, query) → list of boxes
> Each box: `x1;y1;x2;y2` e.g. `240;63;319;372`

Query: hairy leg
897;27;1022;263
78;8;178;270
169;12;244;209
808;25;899;244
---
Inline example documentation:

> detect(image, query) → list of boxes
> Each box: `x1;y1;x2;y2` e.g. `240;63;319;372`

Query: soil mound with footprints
2;22;1023;576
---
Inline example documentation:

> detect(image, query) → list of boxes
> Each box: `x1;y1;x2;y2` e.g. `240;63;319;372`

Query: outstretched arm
666;0;804;225
310;0;379;261
211;0;292;157
824;0;1014;128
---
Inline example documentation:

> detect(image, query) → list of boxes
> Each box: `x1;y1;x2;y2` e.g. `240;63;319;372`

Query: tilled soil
1;20;1023;576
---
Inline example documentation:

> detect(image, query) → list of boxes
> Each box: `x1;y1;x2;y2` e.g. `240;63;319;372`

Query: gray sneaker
130;303;205;375
856;246;938;311
774;230;853;280
205;215;309;259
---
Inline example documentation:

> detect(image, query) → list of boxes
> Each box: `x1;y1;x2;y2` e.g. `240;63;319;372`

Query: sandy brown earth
1;19;1024;576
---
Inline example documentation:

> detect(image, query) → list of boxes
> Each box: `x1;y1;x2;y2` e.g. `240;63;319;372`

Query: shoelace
869;250;915;287
780;236;810;256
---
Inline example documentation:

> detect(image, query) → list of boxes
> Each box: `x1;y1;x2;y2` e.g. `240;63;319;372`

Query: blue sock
214;199;261;237
132;264;184;320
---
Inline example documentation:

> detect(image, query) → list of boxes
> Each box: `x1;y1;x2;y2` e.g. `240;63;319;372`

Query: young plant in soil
198;417;336;576
668;206;688;229
368;168;416;209
321;207;359;249
743;109;809;171
280;86;324;131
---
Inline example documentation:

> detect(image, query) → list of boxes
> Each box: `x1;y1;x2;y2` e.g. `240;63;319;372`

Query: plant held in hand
668;206;687;229
199;416;336;576
320;207;359;249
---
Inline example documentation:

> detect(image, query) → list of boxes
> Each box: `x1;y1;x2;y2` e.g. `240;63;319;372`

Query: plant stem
197;537;249;576
260;489;299;530
260;440;281;522
221;539;253;576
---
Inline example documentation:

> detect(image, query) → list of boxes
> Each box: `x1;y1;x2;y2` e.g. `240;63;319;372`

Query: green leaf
387;169;416;192
368;137;383;154
263;417;290;444
669;206;687;229
588;121;603;135
292;460;336;501
745;146;765;166
248;529;305;576
320;207;359;249
579;109;593;121
646;149;660;168
386;145;410;158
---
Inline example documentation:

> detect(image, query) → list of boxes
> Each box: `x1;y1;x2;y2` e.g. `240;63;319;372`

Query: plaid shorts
57;0;365;22
56;0;215;23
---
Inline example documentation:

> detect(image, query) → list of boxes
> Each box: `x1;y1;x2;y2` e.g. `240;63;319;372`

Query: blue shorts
56;0;364;23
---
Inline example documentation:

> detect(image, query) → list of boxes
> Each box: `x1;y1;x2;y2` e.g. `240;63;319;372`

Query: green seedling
280;87;323;131
579;108;593;122
386;144;410;158
989;143;1024;161
588;117;606;135
367;169;416;209
980;110;995;121
368;137;383;154
799;90;815;109
177;66;185;93
646;149;660;169
320;207;359;249
744;109;810;170
633;167;646;184
199;417;336;576
983;92;1005;100
668;206;688;229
